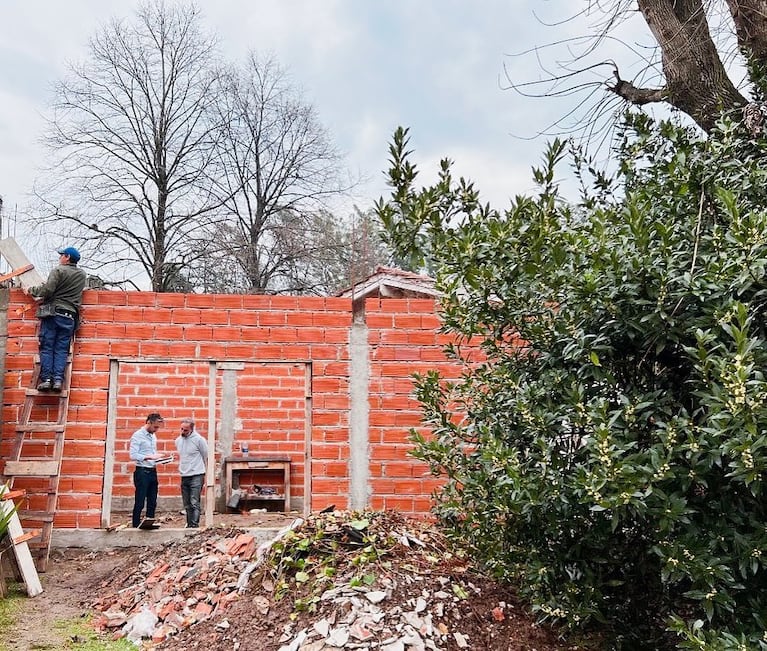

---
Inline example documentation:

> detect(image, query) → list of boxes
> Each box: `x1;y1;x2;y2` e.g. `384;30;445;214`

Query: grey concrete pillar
349;308;370;510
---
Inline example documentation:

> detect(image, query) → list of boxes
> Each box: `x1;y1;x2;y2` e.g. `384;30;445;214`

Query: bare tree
277;207;390;295
37;0;221;291
184;207;388;295
510;1;767;138
196;53;354;293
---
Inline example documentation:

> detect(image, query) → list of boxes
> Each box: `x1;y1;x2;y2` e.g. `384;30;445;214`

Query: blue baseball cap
57;246;81;263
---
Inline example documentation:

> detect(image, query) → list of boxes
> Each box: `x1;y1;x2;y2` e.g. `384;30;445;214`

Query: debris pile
88;511;567;650
90;528;272;644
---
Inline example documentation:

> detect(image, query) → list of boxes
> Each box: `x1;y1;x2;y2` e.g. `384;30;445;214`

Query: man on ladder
23;246;86;392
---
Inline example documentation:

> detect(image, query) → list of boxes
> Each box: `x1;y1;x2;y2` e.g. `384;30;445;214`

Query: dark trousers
181;474;204;527
38;314;75;382
132;467;158;527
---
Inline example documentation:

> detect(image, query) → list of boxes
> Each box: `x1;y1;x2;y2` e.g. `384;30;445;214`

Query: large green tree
378;117;767;647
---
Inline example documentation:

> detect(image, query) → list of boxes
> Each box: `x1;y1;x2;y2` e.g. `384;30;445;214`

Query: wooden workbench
224;456;291;514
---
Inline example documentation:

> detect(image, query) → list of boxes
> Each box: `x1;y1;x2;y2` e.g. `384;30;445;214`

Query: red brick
94;323;127;338
258;312;286;326
228;311;259;326
240;295;271;309
213;295;244;309
167;342;200;357
313;313;350;327
170;309;202;324
126;293;158;307
286;312;314;326
111;341;141;356
140;342;171;357
69;477;105;493
182;325;215;340
91;290;128;305
267;296;300;310
365;314;393;329
267;328;300;343
153;325;185;339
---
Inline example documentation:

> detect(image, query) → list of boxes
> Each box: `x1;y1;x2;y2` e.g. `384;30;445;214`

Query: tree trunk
640;0;745;131
610;0;767;132
725;0;767;65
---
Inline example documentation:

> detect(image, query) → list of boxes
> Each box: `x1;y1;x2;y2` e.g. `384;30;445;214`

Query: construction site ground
109;508;299;530
0;511;594;651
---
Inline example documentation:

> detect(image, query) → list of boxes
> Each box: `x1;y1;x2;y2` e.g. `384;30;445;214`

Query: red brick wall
365;299;465;513
0;289;470;528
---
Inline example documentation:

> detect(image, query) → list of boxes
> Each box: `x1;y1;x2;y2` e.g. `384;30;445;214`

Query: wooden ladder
1;347;73;572
0;486;43;596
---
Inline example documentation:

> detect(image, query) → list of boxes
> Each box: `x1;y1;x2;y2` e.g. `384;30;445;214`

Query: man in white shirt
128;412;165;528
175;418;208;528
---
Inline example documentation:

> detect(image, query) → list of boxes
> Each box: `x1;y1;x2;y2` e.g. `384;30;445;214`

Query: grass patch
0;586;132;651
0;583;24;651
53;616;135;650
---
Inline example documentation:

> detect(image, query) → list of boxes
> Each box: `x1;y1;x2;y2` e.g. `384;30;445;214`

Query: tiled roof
337;266;439;301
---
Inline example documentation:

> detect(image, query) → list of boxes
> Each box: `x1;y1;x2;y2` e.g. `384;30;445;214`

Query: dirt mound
83;510;577;650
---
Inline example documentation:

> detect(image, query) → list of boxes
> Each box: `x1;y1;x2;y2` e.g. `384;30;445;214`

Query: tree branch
609;70;666;105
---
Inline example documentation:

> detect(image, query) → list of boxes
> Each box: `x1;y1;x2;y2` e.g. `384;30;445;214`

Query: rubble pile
90;528;268;644
262;510;489;650
87;511;568;650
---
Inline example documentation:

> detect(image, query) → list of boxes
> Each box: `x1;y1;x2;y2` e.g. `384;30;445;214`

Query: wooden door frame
100;358;313;529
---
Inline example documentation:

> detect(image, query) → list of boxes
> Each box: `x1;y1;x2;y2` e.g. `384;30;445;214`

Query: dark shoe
37;379;52;392
52;380;63;392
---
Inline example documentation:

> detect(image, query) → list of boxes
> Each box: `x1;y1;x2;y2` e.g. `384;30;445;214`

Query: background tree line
34;0;388;294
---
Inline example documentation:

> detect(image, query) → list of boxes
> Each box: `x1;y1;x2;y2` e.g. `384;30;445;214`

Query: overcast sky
0;1;656;272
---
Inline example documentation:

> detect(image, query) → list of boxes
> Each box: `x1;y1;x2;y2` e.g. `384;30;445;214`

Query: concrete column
216;367;238;511
348;308;370;510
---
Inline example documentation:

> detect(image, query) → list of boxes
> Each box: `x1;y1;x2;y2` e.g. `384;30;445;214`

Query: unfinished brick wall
365;299;468;513
0;289;470;528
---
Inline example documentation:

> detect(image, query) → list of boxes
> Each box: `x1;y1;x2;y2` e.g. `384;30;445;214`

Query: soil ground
109;508;299;530
0;547;139;651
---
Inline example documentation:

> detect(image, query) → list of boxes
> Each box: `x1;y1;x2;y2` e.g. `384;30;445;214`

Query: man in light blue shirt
129;412;165;528
175;417;208;528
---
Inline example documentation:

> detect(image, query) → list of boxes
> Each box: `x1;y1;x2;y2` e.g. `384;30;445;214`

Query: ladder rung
28;542;52;552
4;460;60;476
18;511;55;523
25;389;69;398
15;424;65;432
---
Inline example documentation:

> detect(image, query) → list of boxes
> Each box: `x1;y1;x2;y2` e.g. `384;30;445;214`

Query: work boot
37;379;52;392
52;380;63;392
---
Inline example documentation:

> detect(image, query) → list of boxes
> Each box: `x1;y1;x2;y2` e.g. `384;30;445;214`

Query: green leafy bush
378;119;767;647
0;484;16;544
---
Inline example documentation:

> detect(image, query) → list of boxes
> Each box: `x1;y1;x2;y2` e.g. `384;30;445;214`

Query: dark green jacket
30;263;87;316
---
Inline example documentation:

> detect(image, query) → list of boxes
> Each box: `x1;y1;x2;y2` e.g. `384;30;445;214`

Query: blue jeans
132;467;158;527
38;315;75;382
181;474;204;527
